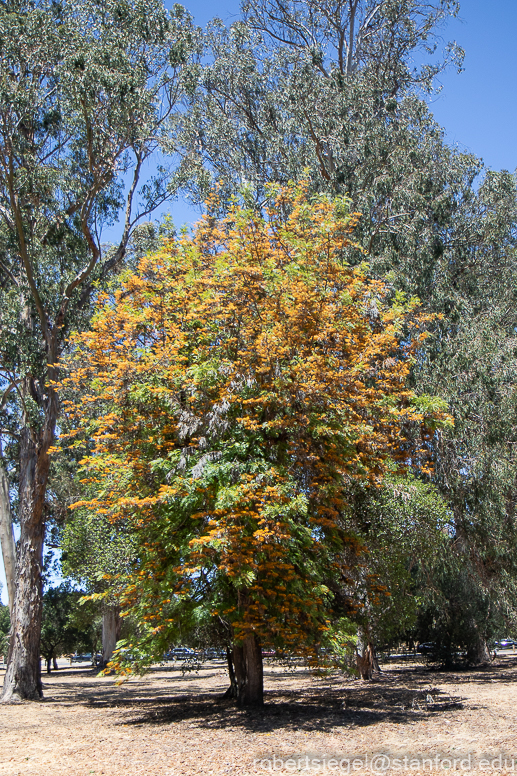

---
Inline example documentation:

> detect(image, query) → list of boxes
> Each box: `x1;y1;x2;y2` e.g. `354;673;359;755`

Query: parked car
416;642;436;655
70;653;102;665
261;649;276;658
495;639;515;649
164;647;196;661
201;648;226;660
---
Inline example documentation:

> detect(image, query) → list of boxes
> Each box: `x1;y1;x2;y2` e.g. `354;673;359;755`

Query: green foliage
0;0;196;495
0;604;10;657
62;186;450;676
0;0;197;695
329;474;452;653
321;617;358;673
2;0;514;677
412;545;504;665
62;510;137;594
66;597;102;658
40;584;95;665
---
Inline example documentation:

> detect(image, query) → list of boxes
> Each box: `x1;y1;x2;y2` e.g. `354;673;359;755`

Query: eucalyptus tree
170;0;468;290
414;185;517;661
0;0;197;701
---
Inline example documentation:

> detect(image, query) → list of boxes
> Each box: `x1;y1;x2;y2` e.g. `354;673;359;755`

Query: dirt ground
1;655;517;775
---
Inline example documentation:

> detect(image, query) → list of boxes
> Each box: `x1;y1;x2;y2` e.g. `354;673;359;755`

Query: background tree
0;0;196;701
62;184;451;704
0;600;10;659
414;282;517;663
61;509;137;667
345;473;451;675
40;584;93;674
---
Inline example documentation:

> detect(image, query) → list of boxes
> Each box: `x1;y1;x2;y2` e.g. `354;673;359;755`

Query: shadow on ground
31;658;508;734
122;683;466;733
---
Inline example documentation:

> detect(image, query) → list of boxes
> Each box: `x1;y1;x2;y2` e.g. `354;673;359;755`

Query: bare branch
0;380;19;411
0;257;18;287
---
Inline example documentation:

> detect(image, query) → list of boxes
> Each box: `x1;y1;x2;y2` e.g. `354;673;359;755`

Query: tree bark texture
0;464;16;613
1;425;51;702
467;631;491;665
356;629;380;680
233;633;264;706
100;605;121;669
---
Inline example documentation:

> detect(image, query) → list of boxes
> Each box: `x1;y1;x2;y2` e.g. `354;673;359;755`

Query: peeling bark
356;630;380;680
1;424;51;702
0;464;16;613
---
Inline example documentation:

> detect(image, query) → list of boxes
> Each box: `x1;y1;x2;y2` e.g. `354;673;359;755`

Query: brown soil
1;656;517;775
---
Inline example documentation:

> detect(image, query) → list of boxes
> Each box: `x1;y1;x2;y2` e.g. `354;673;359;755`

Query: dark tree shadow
36;657;517;734
40;662;473;733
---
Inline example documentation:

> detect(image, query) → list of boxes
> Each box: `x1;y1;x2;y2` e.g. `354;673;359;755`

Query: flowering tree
63;184;450;705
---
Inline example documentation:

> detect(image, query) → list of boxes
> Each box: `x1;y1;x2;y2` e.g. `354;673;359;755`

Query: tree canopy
168;0;517;664
61;184;451;703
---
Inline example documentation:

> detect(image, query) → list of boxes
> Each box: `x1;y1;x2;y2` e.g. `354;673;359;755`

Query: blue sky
1;1;515;606
430;1;517;172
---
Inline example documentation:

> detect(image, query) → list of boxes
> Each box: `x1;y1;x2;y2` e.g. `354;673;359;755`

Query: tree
0;0;196;701
414;283;517;664
169;0;517;664
61;507;137;667
40;584;90;674
62;184;451;704
0;459;15;613
170;0;468;304
345;473;451;674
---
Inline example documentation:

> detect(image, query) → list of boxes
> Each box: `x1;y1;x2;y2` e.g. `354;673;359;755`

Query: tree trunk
356;630;380;680
1;426;51;702
0;464;16;613
233;633;263;706
233;643;245;699
467;631;491;665
223;645;238;699
46;656;51;674
100;605;121;669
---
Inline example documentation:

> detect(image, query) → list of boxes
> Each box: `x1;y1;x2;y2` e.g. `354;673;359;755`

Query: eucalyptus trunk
467;629;491;666
224;645;238;699
356;629;380;680
1;409;55;702
100;606;121;669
